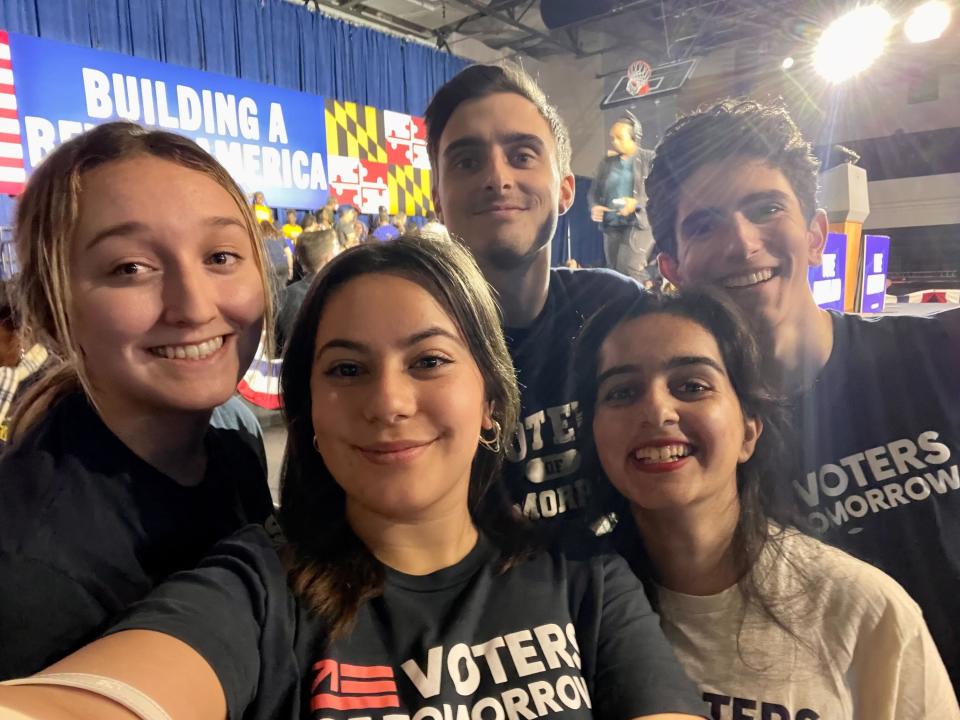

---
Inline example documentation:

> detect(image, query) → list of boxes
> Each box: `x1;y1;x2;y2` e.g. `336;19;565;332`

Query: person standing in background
320;195;338;223
336;205;360;248
281;210;302;244
274;228;338;353
252;191;273;224
371;208;400;242
392;211;410;234
419;210;449;240
589;113;657;287
318;206;334;230
260;220;293;290
0;279;52;452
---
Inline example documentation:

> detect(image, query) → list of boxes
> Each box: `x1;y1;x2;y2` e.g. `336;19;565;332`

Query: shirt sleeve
209;396;268;477
107;525;300;720
0;555;105;680
849;595;960;719
580;554;705;719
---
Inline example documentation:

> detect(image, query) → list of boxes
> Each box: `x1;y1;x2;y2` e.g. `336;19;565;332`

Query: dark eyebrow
596;355;725;385
666;355;725;374
679;190;793;238
679;208;722;239
442;133;546;160
315;326;463;360
84;216;246;250
739;190;792;208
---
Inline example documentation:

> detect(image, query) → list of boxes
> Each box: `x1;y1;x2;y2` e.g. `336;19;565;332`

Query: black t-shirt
112;525;705;720
788;310;960;690
0;392;275;679
504;268;643;531
276;275;315;353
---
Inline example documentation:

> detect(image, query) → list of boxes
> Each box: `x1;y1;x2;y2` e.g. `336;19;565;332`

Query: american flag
0;31;25;195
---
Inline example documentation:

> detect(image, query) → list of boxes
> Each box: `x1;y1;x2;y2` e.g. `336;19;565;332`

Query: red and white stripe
0;31;24;195
236;333;282;410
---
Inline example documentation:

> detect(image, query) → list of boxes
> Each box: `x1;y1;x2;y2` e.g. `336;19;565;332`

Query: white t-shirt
656;529;959;719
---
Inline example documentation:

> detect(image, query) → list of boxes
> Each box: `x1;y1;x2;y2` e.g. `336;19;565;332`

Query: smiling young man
646;98;960;691
425;64;644;534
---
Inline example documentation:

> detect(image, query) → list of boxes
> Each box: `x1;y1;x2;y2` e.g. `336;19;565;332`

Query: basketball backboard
601;58;698;109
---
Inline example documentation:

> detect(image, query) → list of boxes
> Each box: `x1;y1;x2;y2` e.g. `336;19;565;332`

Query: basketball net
626;60;652;96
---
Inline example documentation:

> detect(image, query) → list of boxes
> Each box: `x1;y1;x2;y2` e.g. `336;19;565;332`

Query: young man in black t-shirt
424;64;643;534
645;98;960;692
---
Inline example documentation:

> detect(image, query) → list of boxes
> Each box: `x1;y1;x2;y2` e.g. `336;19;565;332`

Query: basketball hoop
626;59;653;96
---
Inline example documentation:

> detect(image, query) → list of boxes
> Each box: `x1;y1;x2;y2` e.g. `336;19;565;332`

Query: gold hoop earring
479;419;502;453
313;435;321;453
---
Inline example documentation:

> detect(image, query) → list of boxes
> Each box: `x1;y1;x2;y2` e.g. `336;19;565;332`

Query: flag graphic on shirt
311;660;401;711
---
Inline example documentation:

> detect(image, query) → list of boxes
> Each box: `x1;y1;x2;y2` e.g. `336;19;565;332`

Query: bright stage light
781;56;795;70
814;5;894;83
905;0;951;42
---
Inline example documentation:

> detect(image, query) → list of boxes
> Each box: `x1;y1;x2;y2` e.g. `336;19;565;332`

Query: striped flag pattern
236;333;282;410
0;31;25;195
310;660;401;711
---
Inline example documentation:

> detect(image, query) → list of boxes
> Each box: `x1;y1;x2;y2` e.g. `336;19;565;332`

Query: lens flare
814;5;894;83
905;0;951;42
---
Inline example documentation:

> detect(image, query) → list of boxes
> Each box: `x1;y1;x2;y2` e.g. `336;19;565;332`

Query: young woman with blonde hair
0;122;275;679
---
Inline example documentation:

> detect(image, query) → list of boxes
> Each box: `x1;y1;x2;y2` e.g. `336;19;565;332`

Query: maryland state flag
388;164;433;216
324;99;388;164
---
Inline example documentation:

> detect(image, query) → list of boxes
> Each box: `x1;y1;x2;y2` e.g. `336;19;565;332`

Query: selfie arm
0;630;226;720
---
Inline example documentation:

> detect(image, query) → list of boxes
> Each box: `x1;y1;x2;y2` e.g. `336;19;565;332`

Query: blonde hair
12;121;274;437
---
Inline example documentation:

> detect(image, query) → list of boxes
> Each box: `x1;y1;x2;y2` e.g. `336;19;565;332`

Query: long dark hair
573;289;814;660
279;235;531;636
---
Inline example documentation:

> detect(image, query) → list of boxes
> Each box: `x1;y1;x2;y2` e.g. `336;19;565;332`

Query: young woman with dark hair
573;290;959;718
0;236;704;720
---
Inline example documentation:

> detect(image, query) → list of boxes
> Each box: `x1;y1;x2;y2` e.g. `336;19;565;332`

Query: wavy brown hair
278;234;531;637
11;121;273;436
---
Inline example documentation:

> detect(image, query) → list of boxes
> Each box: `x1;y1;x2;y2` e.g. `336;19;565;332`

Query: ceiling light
781;56;795;70
814;5;894;83
905;0;952;42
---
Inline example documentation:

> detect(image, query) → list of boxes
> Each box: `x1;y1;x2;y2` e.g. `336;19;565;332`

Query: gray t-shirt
656;529;958;719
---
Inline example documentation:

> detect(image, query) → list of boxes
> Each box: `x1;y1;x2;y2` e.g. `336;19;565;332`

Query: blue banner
808;232;847;312
860;234;890;313
9;32;329;209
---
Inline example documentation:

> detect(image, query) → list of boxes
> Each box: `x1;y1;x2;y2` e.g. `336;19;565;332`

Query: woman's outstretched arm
0;630;226;720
